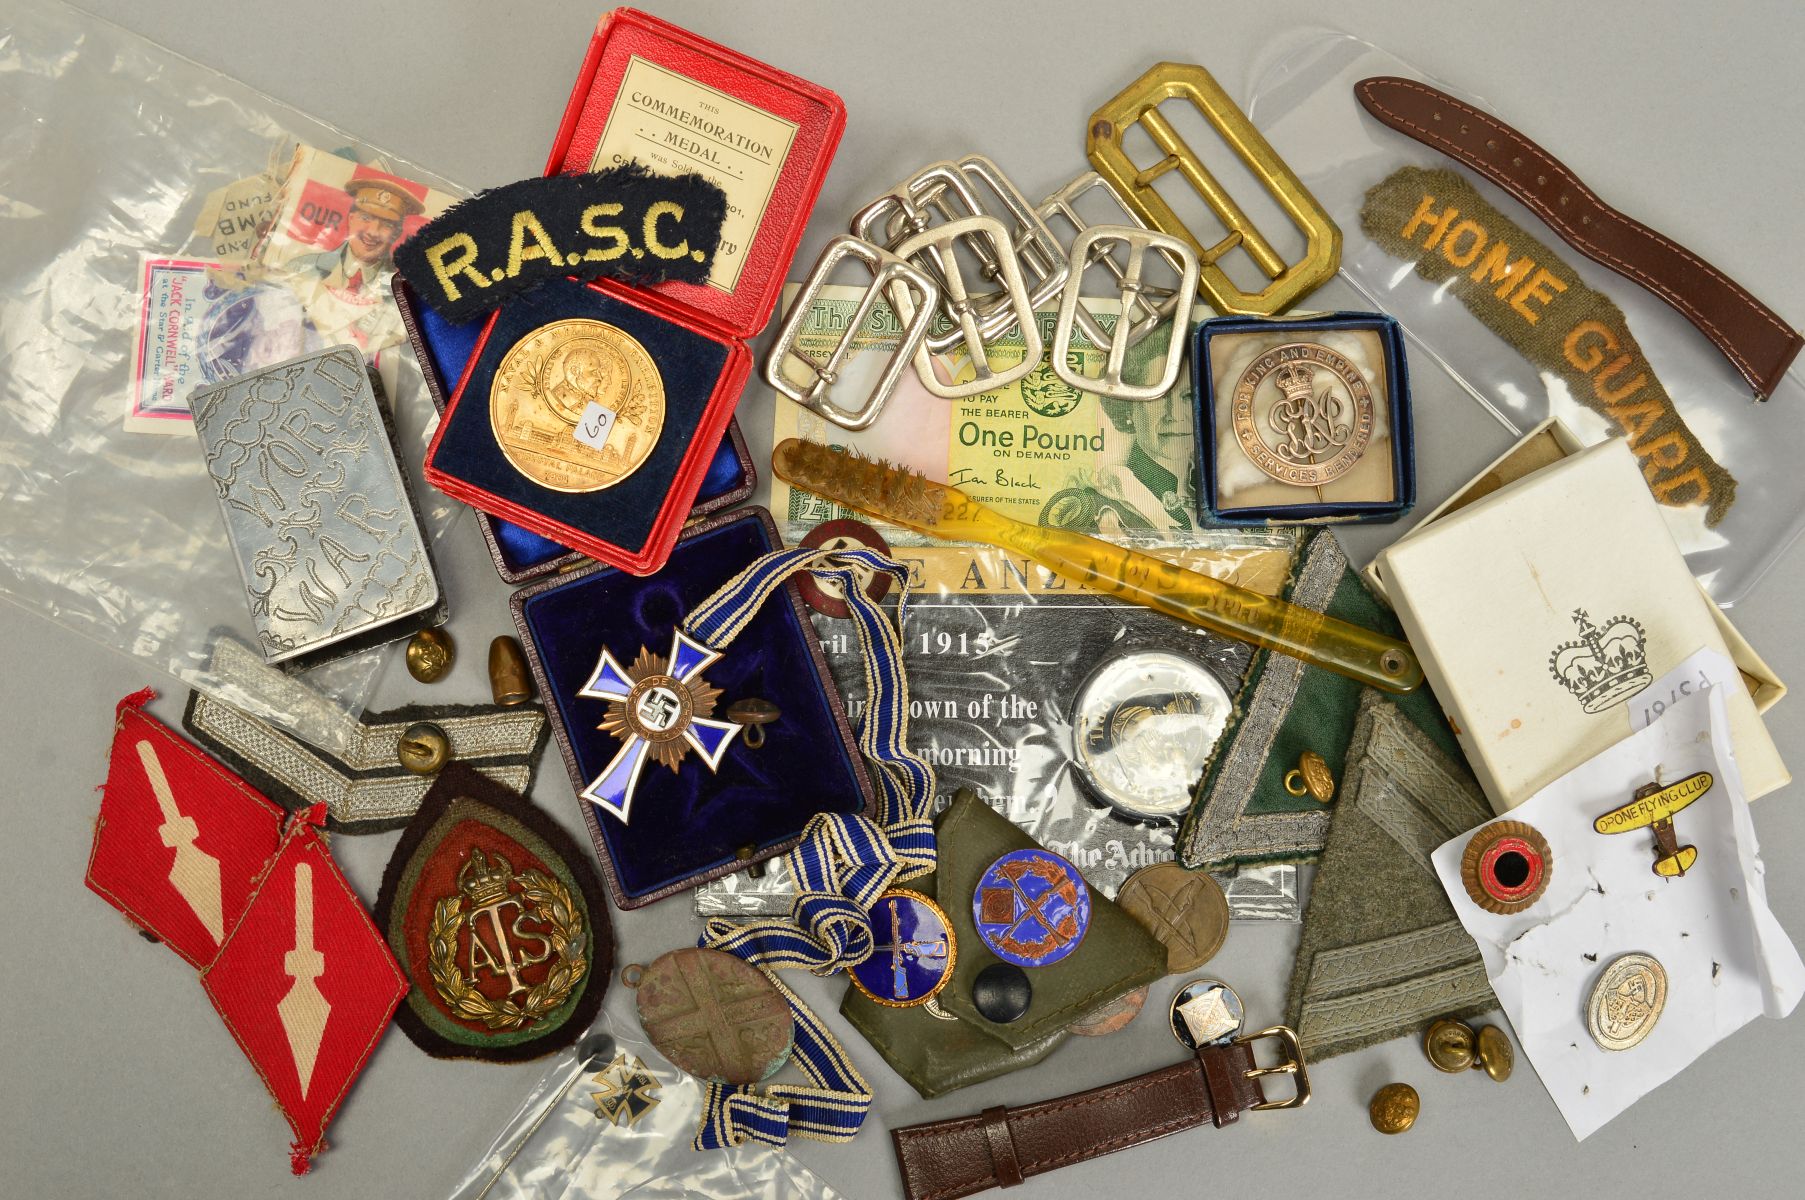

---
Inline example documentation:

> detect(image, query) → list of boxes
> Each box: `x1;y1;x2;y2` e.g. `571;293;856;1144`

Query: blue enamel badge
972;849;1091;968
577;629;741;825
848;891;955;1008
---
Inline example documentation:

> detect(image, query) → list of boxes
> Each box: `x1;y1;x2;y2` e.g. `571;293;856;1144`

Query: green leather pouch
841;791;1165;1096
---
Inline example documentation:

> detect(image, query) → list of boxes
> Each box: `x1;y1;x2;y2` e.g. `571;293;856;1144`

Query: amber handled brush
773;439;1422;694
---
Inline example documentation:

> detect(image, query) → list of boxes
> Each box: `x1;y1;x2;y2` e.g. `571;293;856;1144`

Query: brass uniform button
725;697;781;749
1283;751;1336;803
488;635;534;706
1424;1018;1476;1072
406;627;454;683
397;722;452;775
1475;1024;1513;1082
1369;1082;1419;1134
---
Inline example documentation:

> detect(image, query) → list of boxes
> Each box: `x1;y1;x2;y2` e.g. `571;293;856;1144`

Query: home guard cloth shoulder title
395;165;728;322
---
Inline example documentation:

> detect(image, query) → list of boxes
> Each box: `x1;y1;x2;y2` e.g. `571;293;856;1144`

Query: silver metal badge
764;235;938;430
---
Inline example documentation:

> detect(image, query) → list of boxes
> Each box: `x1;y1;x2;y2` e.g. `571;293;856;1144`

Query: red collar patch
85;689;284;967
202;813;408;1174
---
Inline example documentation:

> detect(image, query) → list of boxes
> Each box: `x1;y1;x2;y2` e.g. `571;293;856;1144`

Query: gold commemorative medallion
1229;342;1373;487
489;318;665;493
1586;952;1667;1051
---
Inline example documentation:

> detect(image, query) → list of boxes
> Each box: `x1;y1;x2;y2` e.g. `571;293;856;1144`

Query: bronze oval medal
631;947;792;1084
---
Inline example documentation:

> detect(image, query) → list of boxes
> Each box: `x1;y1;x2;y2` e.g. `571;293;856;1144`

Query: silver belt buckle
1051;225;1200;402
1038;171;1190;350
893;214;1043;400
764;235;938;430
853;156;1068;353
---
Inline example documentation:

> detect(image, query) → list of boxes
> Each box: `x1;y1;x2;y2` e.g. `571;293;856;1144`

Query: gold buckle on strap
853;156;1068;353
1050;225;1199;402
1086;63;1339;317
763;235;938;431
892;214;1043;400
1235;1025;1311;1111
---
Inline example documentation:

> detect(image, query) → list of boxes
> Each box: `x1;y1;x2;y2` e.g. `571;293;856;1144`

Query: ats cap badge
972;848;1092;968
372;764;611;1062
577;629;742;825
848;890;956;1008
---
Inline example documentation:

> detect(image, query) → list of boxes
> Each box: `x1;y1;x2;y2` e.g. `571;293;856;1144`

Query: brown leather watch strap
1355;76;1802;399
891;1040;1265;1200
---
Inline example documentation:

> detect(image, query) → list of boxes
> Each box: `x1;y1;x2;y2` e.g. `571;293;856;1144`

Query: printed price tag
575;402;618;451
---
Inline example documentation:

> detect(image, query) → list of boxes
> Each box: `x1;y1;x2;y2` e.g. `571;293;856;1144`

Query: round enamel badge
795;519;894;618
972;849;1091;968
848;891;956;1007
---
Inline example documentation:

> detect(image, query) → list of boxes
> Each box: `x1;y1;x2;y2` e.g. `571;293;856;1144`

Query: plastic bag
445;995;846;1200
699;534;1303;920
0;3;465;748
1245;30;1805;604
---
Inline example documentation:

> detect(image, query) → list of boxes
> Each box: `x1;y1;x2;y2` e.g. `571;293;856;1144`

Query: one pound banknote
770;284;1214;544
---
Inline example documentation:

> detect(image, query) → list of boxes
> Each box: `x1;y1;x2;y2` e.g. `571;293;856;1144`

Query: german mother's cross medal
848;891;956;1008
1594;772;1712;878
489;317;665;493
627;947;793;1085
1231;343;1374;487
200;815;408;1175
86;692;284;969
972;849;1092;968
577;629;741;825
372;765;610;1062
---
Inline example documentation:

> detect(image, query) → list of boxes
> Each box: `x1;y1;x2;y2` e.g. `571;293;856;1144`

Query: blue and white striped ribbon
682;545;936;1149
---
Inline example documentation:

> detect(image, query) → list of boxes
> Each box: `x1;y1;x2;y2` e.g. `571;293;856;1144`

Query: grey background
5;0;1804;1196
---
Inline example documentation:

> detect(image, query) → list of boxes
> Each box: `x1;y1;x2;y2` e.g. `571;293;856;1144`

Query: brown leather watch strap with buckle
891;1028;1307;1200
1355;76;1802;400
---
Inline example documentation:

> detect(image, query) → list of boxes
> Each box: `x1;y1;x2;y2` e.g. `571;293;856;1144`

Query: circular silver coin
1072;650;1232;821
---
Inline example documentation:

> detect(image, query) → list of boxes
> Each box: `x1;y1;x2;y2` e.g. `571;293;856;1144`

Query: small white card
574;402;617;451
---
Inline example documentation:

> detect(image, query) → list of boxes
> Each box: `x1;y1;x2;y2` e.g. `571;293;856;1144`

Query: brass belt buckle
853;156;1068;353
1037;170;1186;349
1236;1024;1311;1111
1087;63;1340;317
764;235;938;430
1051;225;1199;402
892;214;1043;400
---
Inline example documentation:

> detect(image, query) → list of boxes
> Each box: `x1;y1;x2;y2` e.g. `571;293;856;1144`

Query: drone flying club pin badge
1595;771;1713;878
577;630;741;824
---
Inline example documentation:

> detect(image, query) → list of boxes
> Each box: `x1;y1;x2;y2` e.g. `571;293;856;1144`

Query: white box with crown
1375;437;1788;811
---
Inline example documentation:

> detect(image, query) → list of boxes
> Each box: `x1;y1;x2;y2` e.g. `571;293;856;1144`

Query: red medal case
423;9;845;575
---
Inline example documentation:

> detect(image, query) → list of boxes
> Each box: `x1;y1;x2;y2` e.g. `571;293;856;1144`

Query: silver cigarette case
191;346;444;667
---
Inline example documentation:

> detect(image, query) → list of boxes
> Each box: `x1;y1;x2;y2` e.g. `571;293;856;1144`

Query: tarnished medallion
1587;953;1667;1051
848;891;956;1008
1230;342;1374;487
577;630;742;825
1369;1082;1419;1134
627;947;793;1085
1067;985;1148;1037
1116;862;1229;974
972;849;1091;968
489;318;665;493
1169;978;1244;1049
1072;651;1232;821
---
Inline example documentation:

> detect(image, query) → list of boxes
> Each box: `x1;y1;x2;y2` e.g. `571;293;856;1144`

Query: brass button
405;627;454;683
488;635;534;706
1369;1082;1419;1134
397;722;451;775
1475;1024;1513;1082
1283;750;1336;803
725;698;780;749
1424;1018;1476;1072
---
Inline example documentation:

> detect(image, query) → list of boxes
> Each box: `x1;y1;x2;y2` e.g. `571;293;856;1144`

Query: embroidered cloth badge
372;764;611;1062
85;689;284;967
201;810;407;1174
394;165;727;323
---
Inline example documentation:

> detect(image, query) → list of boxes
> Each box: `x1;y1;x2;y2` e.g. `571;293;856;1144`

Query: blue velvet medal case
509;507;877;908
1193;311;1415;525
396;278;754;583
